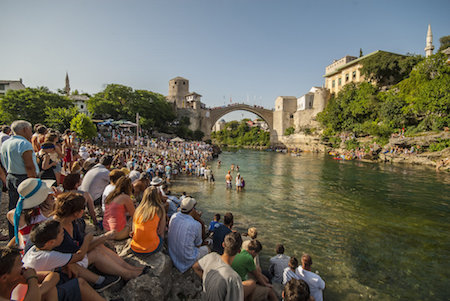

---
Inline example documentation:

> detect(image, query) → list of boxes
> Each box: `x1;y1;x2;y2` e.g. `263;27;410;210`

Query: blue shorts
56;273;81;301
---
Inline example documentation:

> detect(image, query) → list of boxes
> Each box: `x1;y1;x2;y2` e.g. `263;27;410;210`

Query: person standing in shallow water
225;170;232;189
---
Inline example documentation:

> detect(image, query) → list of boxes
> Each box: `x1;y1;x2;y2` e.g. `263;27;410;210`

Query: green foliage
438;35;450;52
360;52;423;87
212;120;270;146
318;53;449;142
328;136;342;148
0;87;73;125
192;130;205;141
429;139;450;152
70;114;97;140
284;127;295;136
88;84;176;132
344;138;360;150
44;107;79;132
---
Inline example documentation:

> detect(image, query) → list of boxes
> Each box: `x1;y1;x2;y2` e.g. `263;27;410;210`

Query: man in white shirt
80;155;112;206
296;254;325;301
193;232;244;301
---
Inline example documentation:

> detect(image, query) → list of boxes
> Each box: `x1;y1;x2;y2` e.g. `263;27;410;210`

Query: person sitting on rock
296;254;325;301
231;240;278;301
211;212;234;255
103;176;135;240
22;219;118;298
52;192;145;280
131;186;166;255
283;257;301;285
269;244;290;285
168;197;209;273
0;246;58;301
192;232;244;301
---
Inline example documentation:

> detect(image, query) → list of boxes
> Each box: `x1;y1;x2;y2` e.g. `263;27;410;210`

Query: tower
64;72;70;95
425;24;434;58
167;77;189;108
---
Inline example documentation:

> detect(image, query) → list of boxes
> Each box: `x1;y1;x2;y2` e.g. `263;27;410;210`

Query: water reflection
171;151;450;300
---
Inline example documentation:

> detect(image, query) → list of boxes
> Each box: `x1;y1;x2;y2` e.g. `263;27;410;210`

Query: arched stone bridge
208;104;274;130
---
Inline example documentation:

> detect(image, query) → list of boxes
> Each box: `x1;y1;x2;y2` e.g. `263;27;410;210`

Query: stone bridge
208;104;274;130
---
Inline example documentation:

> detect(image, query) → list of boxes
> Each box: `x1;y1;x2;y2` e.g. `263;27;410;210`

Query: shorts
196;245;210;261
57;273;82;301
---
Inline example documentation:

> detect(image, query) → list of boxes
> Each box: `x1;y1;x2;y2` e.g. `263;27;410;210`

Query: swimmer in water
225;170;232;189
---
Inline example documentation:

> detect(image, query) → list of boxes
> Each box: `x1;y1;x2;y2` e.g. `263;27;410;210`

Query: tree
87;84;175;132
438;35;450;52
360;52;423;87
70;113;97;140
44;107;79;132
0;87;73;125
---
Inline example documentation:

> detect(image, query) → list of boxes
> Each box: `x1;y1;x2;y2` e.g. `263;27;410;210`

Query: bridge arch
208;104;274;131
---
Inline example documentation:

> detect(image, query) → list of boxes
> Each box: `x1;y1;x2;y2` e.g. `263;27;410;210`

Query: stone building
0;79;26;95
69;94;90;115
212;119;226;132
166;76;190;109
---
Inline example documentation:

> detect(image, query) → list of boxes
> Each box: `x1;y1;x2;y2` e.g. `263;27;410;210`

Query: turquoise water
171;150;450;300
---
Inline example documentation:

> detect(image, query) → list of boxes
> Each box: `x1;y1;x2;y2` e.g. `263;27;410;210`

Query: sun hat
150;177;163;186
14;178;55;244
180;197;197;213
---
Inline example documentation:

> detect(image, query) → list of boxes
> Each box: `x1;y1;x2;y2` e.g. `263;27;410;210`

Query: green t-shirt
231;249;256;281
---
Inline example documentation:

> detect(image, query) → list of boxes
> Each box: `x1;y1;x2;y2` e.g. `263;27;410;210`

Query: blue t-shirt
212;224;232;255
0;135;39;175
208;221;221;232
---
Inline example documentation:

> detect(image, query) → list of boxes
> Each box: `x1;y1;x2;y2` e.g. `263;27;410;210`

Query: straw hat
180;197;197;213
18;178;55;209
150;177;163;186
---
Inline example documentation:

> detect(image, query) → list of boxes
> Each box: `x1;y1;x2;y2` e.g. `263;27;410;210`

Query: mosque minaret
425;24;434;57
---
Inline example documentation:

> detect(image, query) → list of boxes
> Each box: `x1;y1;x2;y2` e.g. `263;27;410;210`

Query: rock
102;240;204;300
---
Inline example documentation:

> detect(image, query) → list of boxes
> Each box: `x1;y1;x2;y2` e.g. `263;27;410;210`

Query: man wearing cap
168;197;209;273
1;120;39;239
80;155;112;207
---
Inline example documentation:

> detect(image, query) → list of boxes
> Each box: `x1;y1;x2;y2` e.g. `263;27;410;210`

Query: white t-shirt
198;252;244;301
101;184;115;212
23;246;72;271
282;267;301;285
296;267;325;301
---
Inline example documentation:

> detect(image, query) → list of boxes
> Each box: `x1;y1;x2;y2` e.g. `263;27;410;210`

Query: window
290;114;294;119
345;74;349;82
183;82;185;85
353;71;356;79
332;80;335;88
80;105;84;109
338;78;341;86
175;82;177;84
0;84;5;90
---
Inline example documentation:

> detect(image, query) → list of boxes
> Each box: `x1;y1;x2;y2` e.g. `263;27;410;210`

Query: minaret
64;72;70;95
425;24;434;57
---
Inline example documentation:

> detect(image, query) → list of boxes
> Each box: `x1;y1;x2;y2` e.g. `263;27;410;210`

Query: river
170;150;449;300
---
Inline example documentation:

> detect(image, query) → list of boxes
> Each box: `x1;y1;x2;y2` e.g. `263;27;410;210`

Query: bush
328;136;342;148
344;138;360;150
284;127;295;136
429;139;450;152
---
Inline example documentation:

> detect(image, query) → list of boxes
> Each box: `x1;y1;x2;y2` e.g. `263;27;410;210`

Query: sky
2;0;449;121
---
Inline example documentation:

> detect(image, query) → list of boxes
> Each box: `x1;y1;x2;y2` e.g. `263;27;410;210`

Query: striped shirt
168;212;202;273
283;267;301;285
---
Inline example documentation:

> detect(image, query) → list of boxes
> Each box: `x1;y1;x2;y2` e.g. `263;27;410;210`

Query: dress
198;252;244;301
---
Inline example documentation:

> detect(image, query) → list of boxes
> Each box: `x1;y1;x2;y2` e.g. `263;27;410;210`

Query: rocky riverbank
278;131;450;170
